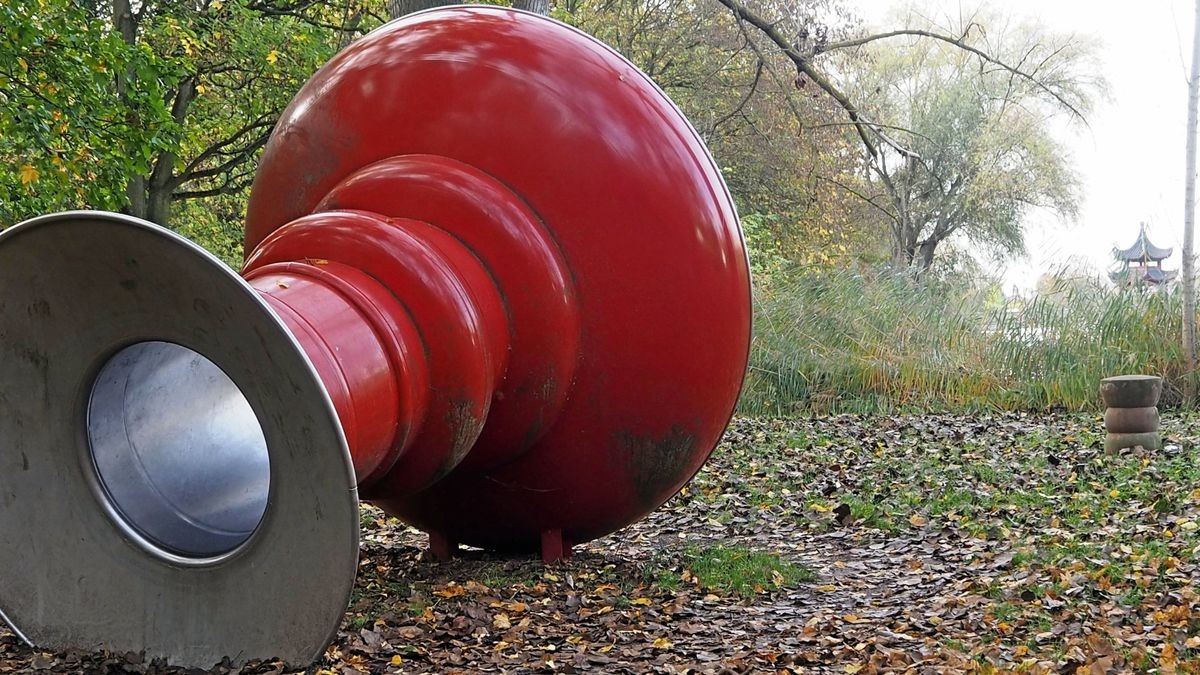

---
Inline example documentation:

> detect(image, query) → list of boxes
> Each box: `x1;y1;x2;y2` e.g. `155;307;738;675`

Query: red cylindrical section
244;209;515;493
245;260;429;484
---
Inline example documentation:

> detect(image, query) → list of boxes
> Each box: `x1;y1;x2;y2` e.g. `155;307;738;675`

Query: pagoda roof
1110;266;1178;285
1114;225;1173;261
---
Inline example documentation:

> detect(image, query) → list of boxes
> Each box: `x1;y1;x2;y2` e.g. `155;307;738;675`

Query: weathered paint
241;7;751;559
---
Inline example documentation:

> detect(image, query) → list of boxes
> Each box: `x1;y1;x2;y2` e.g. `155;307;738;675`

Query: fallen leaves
5;411;1200;673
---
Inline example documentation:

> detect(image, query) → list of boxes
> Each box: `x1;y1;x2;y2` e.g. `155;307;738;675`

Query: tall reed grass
742;269;1190;414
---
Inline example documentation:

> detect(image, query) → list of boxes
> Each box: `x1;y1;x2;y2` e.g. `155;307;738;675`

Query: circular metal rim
0;211;359;667
84;339;273;566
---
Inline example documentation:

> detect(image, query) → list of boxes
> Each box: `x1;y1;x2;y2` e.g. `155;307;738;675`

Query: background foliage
0;0;1177;412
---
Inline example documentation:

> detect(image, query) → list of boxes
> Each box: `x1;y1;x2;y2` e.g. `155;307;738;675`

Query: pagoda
1110;224;1177;286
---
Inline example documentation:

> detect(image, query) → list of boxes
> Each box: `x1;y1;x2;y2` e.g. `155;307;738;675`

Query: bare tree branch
711;0;915;159
816;28;1087;123
710;57;764;132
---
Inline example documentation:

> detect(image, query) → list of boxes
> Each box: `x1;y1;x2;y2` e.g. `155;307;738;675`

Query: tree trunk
513;0;550;14
387;0;550;20
145;189;173;225
387;0;459;19
917;240;937;272
1183;0;1200;404
114;0;146;219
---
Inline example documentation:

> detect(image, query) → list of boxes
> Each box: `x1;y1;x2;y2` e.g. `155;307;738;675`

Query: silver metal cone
0;212;359;667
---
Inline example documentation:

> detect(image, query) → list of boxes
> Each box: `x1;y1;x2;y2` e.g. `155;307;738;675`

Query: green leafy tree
713;0;1104;273
0;0;176;222
845;12;1102;270
565;0;889;269
1;0;378;228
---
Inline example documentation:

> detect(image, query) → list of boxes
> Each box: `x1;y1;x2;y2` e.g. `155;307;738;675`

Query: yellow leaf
1109;489;1120;498
909;513;929;527
19;164;38;185
652;637;674;649
17;57;27;72
631;597;652;606
433;583;466;598
266;50;279;65
1161;642;1178;670
493;613;511;630
844;665;863;674
390;655;403;666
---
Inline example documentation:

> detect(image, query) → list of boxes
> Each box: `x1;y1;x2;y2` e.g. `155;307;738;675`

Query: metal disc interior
0;212;359;667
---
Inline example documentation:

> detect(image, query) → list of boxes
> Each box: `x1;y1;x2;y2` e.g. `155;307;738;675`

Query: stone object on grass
1100;375;1162;451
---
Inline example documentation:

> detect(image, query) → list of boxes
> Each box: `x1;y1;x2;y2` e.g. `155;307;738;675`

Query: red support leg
541;528;567;564
427;531;458;562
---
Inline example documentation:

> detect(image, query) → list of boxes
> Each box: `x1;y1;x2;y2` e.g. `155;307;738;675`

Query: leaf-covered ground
5;412;1200;673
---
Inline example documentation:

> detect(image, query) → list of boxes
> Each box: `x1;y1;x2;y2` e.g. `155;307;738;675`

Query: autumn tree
1;0;379;228
0;0;170;222
566;0;888;268
713;0;1104;273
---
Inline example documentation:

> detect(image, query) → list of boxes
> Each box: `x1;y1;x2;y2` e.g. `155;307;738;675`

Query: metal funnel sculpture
0;7;750;668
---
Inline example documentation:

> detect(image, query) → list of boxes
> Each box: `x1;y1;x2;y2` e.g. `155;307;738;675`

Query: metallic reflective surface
247;6;752;550
0;213;359;667
88;341;270;558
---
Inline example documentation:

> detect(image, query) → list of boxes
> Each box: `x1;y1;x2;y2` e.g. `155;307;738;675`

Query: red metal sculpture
0;6;749;668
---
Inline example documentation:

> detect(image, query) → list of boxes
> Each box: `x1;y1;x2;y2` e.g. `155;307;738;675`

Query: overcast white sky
850;0;1195;293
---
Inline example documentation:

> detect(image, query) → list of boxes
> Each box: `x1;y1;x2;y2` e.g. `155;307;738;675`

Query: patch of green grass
843;496;900;532
1116;587;1144;608
991;602;1021;623
680;543;814;598
476;564;541;590
649;568;682;593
